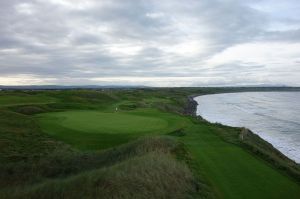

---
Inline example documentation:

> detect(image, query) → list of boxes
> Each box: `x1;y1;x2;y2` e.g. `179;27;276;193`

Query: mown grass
180;121;300;199
1;88;300;198
39;111;168;134
36;109;187;150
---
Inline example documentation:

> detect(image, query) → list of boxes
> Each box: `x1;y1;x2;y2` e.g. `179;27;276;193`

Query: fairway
181;122;300;199
36;108;300;198
1;89;300;199
37;109;186;150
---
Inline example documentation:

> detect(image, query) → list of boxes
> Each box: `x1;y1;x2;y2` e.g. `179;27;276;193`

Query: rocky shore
184;95;199;116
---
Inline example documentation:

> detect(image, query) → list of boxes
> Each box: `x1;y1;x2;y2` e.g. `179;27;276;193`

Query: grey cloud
0;0;299;86
261;29;300;42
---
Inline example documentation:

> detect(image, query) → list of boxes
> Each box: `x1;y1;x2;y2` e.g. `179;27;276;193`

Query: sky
0;0;300;87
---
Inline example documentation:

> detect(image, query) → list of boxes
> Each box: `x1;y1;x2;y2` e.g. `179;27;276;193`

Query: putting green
53;111;168;134
37;110;184;150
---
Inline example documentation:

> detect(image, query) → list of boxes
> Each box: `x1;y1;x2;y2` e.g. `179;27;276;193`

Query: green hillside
0;88;299;198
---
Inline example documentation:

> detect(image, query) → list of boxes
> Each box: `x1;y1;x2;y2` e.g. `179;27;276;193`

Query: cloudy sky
0;0;300;86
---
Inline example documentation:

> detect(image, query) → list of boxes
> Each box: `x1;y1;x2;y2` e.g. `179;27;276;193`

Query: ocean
194;92;300;163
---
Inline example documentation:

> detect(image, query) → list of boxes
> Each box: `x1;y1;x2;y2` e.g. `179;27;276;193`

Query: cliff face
183;96;198;116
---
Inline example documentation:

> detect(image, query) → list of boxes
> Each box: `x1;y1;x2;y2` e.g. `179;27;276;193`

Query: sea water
194;92;300;163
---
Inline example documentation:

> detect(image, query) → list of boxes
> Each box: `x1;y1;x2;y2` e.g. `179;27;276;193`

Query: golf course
0;88;300;198
37;109;186;150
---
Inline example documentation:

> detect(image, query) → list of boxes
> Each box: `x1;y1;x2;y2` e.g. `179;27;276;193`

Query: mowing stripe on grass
182;123;300;199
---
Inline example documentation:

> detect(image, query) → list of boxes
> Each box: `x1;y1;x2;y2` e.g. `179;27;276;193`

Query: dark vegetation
240;128;300;182
0;87;300;198
1;137;197;199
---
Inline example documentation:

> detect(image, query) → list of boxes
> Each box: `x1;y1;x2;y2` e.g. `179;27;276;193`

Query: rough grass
0;92;57;107
1;89;300;199
0;110;62;163
181;121;300;199
240;128;300;182
0;137;197;199
1;153;195;199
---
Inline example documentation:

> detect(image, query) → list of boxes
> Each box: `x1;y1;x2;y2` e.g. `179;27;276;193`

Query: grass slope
36;106;300;198
181;121;300;199
1;136;196;199
0;92;57;107
1;89;300;198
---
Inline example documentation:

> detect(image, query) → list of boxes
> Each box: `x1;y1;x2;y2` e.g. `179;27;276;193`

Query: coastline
186;94;300;182
184;95;199;116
